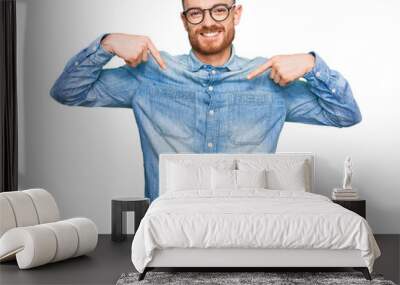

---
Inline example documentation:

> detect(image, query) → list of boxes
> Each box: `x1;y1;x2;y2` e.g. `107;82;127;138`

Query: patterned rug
116;271;396;285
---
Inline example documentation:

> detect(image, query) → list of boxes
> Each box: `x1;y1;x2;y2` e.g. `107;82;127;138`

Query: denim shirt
50;33;362;202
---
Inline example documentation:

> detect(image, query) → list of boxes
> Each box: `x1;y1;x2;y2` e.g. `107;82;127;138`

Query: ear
233;4;243;26
180;12;189;32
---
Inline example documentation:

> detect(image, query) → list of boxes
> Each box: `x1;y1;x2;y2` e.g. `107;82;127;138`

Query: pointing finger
246;59;273;80
147;39;167;70
124;59;137;68
273;73;281;84
141;48;148;62
270;68;276;80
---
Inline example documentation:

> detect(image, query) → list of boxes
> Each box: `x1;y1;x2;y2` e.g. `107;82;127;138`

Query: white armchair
0;188;98;269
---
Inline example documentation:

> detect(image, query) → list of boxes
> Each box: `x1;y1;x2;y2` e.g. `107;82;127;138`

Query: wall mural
49;1;362;202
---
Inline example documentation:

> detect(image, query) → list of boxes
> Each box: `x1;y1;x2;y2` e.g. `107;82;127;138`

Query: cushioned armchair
0;188;98;269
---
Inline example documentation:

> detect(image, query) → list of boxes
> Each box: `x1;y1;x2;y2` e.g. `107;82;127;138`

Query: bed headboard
159;152;315;195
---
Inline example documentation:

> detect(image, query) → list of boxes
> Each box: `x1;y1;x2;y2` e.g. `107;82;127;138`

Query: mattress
131;189;381;273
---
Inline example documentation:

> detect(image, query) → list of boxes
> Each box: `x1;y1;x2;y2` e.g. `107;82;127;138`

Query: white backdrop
16;0;400;233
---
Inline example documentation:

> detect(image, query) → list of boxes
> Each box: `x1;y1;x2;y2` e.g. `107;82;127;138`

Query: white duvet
131;189;381;273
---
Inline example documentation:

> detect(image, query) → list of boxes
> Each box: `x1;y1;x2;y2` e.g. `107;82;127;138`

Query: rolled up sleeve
50;33;138;108
283;51;362;128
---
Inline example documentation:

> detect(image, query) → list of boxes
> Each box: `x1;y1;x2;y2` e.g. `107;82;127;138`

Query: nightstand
111;197;150;242
332;199;366;219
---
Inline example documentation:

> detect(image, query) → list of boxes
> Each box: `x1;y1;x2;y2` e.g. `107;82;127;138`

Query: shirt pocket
228;90;273;145
147;83;197;139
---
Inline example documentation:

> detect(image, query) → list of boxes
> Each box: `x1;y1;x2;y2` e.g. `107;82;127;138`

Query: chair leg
354;267;372;280
138;268;148;281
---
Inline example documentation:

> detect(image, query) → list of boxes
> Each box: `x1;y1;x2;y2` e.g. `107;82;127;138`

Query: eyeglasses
183;3;236;25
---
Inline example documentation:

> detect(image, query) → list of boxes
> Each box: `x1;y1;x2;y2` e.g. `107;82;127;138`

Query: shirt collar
188;44;242;72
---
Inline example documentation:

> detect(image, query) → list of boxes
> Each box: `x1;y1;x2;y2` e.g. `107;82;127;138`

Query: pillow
266;166;307;191
237;159;310;192
211;168;237;190
211;168;268;190
166;161;212;191
236;169;268;188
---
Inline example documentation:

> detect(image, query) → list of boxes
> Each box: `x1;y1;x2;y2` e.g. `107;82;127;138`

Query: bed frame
138;152;371;281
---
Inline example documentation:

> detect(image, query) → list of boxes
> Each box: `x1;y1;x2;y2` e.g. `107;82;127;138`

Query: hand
247;53;315;86
101;33;167;70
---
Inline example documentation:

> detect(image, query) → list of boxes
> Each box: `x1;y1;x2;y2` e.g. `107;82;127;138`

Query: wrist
304;52;316;73
100;34;115;54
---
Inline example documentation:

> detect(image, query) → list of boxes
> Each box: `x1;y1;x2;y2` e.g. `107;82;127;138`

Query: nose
202;9;216;25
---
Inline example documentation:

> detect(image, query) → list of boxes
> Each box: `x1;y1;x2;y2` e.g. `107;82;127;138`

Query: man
50;0;362;202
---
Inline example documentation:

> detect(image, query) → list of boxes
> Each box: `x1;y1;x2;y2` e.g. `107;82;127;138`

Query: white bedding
131;189;381;273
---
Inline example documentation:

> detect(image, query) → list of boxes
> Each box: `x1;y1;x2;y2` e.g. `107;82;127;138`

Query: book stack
332;188;359;200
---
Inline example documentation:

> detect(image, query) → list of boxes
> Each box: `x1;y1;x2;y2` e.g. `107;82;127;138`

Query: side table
111;197;149;242
332;199;366;219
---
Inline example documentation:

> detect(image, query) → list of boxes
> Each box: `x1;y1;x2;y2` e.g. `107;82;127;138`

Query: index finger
246;59;273;80
146;39;167;70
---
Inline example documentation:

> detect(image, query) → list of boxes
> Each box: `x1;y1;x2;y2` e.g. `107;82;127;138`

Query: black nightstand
111;197;150;242
332;199;366;219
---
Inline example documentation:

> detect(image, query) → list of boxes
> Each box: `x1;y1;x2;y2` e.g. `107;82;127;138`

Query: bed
130;152;381;281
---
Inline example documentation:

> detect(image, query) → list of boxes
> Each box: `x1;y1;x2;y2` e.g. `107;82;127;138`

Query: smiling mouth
200;31;223;39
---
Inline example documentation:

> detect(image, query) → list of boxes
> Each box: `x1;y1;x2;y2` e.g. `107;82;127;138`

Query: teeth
202;31;220;37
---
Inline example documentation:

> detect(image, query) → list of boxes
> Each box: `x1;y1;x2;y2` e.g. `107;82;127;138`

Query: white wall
16;0;400;234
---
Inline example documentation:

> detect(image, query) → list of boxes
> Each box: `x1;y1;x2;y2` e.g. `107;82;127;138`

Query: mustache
198;27;224;34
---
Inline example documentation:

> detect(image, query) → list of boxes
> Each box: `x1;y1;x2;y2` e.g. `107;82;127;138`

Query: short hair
182;0;236;10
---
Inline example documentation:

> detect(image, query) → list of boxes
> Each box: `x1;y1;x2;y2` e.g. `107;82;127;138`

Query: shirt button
74;62;79;66
207;142;213;148
208;86;214;91
209;110;214;115
93;46;97;51
331;88;336;94
211;70;216;75
315;71;321;78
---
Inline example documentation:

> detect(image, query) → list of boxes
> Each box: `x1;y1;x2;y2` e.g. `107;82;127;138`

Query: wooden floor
0;234;398;285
